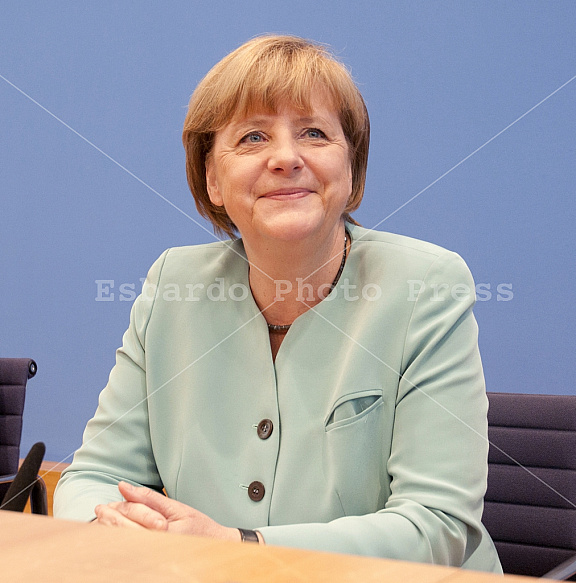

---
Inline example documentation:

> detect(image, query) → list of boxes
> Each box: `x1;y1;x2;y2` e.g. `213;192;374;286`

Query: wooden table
0;511;537;582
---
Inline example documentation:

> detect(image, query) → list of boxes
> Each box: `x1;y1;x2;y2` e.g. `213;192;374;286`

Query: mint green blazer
54;225;502;572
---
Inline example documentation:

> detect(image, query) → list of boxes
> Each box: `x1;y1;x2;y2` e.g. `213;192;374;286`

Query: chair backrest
0;358;37;476
483;392;576;577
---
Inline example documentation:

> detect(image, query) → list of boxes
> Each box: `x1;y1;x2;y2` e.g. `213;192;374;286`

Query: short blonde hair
182;35;370;238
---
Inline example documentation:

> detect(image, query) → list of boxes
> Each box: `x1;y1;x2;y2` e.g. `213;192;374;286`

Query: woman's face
205;92;352;244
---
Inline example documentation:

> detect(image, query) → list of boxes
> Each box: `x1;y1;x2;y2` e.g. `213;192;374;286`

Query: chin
256;212;327;242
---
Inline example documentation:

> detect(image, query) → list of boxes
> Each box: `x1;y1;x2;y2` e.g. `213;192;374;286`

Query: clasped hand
94;481;241;541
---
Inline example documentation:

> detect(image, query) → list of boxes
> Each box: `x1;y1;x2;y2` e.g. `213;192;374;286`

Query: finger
115;499;168;530
118;482;182;520
96;497;168;531
94;504;146;529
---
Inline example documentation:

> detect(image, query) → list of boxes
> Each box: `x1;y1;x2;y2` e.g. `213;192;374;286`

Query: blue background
1;1;575;463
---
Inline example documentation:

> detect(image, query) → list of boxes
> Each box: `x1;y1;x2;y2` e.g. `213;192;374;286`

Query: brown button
257;419;273;440
248;481;265;502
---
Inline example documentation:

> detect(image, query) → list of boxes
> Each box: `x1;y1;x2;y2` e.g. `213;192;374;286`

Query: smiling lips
261;188;314;200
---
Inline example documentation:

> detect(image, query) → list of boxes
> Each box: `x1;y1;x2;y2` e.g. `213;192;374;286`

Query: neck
245;223;348;327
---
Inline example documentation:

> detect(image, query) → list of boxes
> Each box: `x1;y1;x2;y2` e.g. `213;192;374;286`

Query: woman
54;35;502;572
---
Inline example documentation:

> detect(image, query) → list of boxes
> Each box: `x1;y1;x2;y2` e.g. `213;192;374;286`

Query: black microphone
1;442;45;512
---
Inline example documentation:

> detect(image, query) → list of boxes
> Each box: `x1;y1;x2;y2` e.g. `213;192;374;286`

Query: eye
240;132;265;144
304;128;327;139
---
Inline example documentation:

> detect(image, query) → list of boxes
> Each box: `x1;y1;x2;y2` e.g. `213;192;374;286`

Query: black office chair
483;392;576;579
0;358;47;514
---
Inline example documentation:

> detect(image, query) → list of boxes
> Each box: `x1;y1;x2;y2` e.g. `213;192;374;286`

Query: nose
267;137;303;175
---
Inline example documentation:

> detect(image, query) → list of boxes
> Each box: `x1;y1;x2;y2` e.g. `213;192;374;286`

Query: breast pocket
325;390;384;431
323;389;391;517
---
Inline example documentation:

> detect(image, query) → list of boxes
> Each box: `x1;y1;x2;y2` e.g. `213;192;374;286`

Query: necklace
267;230;349;333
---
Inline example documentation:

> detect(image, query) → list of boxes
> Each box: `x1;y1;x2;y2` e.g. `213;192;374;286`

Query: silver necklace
267;231;349;333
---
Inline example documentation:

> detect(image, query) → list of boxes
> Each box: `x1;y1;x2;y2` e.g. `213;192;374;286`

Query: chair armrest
0;473;19;483
542;554;576;580
0;474;48;515
30;477;48;515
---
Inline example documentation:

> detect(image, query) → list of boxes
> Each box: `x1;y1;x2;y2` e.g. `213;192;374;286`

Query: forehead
226;92;341;129
224;82;339;122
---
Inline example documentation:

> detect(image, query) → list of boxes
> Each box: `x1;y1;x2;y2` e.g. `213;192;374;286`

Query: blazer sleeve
258;251;497;569
53;250;169;521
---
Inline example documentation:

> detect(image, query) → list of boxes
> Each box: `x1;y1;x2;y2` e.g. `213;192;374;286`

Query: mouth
261;188;313;201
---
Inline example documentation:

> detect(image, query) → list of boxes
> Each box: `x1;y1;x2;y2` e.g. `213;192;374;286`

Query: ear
205;156;224;207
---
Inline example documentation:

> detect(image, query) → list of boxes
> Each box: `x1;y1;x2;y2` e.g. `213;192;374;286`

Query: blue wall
1;1;575;462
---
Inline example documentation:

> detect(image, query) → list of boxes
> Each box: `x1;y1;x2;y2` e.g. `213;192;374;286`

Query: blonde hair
182;35;370;238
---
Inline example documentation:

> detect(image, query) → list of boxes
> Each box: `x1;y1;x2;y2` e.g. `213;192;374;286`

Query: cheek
206;157;243;208
328;148;352;189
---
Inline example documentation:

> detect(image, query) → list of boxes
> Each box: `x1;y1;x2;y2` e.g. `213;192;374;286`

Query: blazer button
248;481;265;502
257;419;273;440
